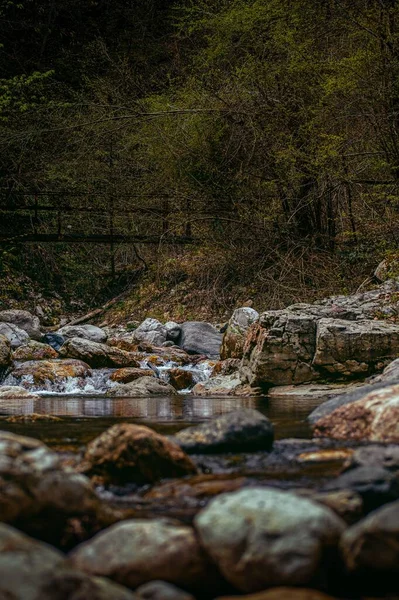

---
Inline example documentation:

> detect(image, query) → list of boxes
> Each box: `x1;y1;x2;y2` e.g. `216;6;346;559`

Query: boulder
59;337;140;368
11;358;92;386
215;589;337;600
110;368;155;384
194;487;345;593
0;334;12;380
0;322;30;348
0;385;40;399
0;431;100;525
312;318;399;377
192;373;256;396
41;570;138;600
174;409;274;454
42;332;65;351
0;309;41;341
178;322;222;357
374;256;399;282
0;522;64;600
108;377;177;397
343;445;399;472
312;383;399;443
240;312;318;387
168;368;194;391
57;324;108;344
134;318;167;346
221;306;259;360
165;321;181;342
12;340;58;361
69;519;209;589
80;423;196;483
371;356;399;383
340;500;399;575
212;358;242;376
323;466;399;512
136;580;194;600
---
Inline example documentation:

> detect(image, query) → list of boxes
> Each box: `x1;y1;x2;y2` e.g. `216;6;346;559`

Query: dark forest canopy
1;0;399;313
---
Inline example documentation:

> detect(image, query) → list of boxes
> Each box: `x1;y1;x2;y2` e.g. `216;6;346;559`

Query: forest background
1;0;399;324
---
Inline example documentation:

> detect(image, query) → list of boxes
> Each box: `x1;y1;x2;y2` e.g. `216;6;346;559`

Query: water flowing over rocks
173;409;274;454
69;519;211;590
0;309;42;341
194;487;346;593
0;321;30;348
12;340;58;361
220;306;259;360
60;337;140;368
57;324;108;343
10;358;92;386
79;423;197;484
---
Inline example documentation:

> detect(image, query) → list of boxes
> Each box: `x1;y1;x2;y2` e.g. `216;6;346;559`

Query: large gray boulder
177;322;222;357
173;408;274;454
57;324;107;344
59;337;140;368
134;318;167;346
220;306;259;359
0;309;41;341
108;376;177;397
69;519;210;589
194;487;345;593
341;500;399;576
0;322;30;348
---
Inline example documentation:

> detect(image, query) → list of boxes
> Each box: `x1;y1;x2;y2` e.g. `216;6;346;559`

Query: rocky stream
0;280;399;599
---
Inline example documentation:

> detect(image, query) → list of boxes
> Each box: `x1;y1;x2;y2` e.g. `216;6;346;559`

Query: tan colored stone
216;588;337;600
11;358;91;385
110;368;154;384
168;368;194;390
12;341;58;361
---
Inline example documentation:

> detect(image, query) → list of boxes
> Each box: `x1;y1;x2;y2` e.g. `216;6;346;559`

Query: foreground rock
0;309;42;341
0;523;137;600
80;423;197;483
344;444;399;472
57;324;107;343
60;337;140;368
0;322;30;348
178;322;222;357
135;581;194;600
312;383;399;442
221;306;259;360
195;487;345;593
0;335;12;379
11;358;92;385
216;589;337;600
340;500;399;577
12;340;58;361
108;377;177;397
174;409;274;454
0;431;101;527
69;519;210;589
0;385;40;399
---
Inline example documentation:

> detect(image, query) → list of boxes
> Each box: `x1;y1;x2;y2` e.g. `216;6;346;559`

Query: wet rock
12;340;58;361
134;318;167;346
80;423;197;483
192;373;257;396
0;322;30;348
174;409;274;454
296;489;363;525
221;307;259;360
57;324;108;344
168;368;194;390
11;358;92;385
0;522;64;600
0;385;40;399
0;335;12;379
215;588;337;600
135;580;194;600
312;384;399;442
69;519;210;589
42;570;138;600
42;332;65;351
340;500;399;575
0;309;42;341
212;358;242;376
240;312;318;387
178;321;222;357
323;466;399;512
60;337;140;368
0;431;100;525
110;367;155;384
313;318;399;377
194;487;345;593
269;382;363;401
344;445;399;472
108;377;177;397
